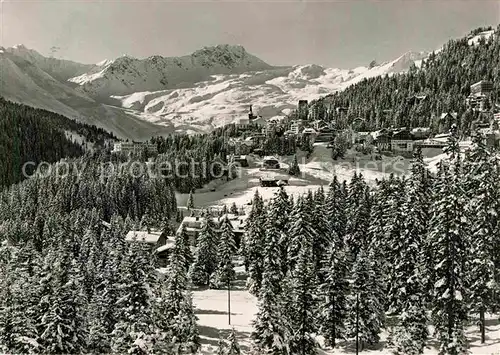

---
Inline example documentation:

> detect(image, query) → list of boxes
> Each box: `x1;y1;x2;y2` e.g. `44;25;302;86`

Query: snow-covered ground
468;30;495;46
176;144;447;209
192;267;500;355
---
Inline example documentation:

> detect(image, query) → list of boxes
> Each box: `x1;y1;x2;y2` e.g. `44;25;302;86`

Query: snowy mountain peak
6;44;43;58
68;44;273;98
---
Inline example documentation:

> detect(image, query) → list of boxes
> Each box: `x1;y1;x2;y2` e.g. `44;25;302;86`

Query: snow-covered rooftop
125;230;162;244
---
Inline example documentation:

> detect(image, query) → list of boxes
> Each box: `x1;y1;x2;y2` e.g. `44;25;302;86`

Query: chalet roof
392;129;413;140
125;231;162;244
176;214;248;235
234;117;250;124
440;112;458;120
155;240;176;253
471;79;493;87
302;128;317;134
411;127;431;133
268;116;286;123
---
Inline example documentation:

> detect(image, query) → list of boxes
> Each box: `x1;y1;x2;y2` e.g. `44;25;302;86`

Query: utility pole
356;293;359;355
228;278;231;325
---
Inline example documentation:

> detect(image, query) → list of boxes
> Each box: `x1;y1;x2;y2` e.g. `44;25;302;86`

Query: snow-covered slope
4;44;94;83
0;47;174;140
107;51;428;132
69;44;273;99
467;30;495;45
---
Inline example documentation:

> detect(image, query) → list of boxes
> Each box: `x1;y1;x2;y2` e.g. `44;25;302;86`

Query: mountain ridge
0;43;429;139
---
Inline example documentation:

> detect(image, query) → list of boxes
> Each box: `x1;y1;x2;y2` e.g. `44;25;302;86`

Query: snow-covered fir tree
251;266;290;355
345;173;371;258
271;186;292;276
156;239;200;353
463;131;498;343
245;190;266;296
230;202;239;215
210;216;236;289
189;214;219;286
427;126;469;355
227;327;242;355
383;174;408;313
288;197;317;272
325;175;347;244
288;235;318;355
347;246;385;351
389;149;430;354
318;244;350;348
0;242;39;353
176;223;194;274
310;187;330;281
38;241;87;354
111;241;155;353
187;190;195;210
251;202;289;354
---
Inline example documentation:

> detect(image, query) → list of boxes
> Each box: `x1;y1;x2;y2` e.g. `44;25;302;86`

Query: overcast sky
1;0;499;68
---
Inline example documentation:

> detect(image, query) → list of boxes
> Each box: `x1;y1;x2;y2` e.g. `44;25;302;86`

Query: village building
477;127;500;148
228;138;251;155
289;120;304;135
298;100;309;120
352;131;371;145
391;128;414;153
467;80;493;112
301;127;317;144
233;116;250;129
259;174;289;188
228;155;249;167
125;230;168;248
261;156;280;170
438;112;458;134
310;119;327;131
315;126;334;142
176;214;247;248
411;127;432;139
243;134;265;148
112;141;158;155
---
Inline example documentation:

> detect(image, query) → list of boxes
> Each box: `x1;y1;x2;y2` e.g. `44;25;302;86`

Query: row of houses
112;141;158;155
354;127;432;154
125;213;248;267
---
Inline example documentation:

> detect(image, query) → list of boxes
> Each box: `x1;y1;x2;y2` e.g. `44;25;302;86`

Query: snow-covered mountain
4;44;94;82
0;44;428;138
106;50;429;131
69;44;274;99
0;46;173;140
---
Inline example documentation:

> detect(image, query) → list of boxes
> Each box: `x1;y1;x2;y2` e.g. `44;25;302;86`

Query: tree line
0;126;499;354
309;25;500;133
0;98;116;187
